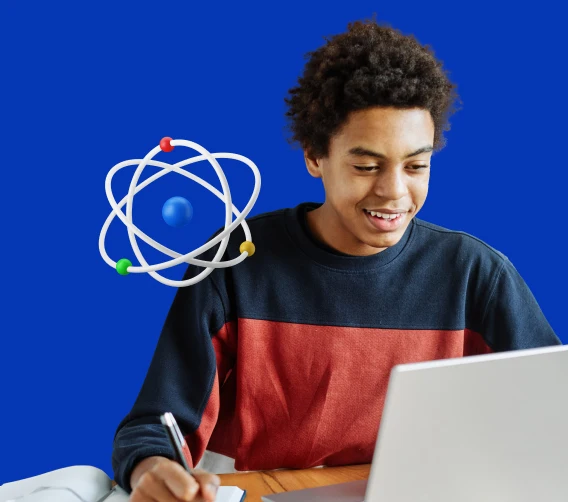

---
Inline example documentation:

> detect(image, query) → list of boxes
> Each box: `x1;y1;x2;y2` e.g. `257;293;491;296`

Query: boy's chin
362;227;407;250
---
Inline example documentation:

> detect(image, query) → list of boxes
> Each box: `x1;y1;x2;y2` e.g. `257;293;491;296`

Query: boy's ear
304;149;322;179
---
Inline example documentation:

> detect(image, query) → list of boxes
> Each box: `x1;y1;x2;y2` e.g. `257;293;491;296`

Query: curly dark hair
284;15;462;158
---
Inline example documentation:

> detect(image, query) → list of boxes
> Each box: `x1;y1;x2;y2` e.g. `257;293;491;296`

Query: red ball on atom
160;137;174;152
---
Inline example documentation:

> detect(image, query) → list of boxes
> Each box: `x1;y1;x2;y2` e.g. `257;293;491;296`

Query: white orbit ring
98;138;261;287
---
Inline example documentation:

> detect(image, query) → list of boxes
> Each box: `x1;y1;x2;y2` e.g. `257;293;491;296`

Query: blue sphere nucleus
162;196;193;227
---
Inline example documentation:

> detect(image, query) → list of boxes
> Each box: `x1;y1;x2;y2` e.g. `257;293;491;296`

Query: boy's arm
481;257;562;351
111;258;235;493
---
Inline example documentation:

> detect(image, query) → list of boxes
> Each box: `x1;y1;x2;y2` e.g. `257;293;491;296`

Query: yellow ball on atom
240;241;255;257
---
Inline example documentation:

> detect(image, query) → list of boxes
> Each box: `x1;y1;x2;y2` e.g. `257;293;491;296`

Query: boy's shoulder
245;206;289;225
235;205;290;239
203;205;291;259
210;205;289;235
413;217;508;263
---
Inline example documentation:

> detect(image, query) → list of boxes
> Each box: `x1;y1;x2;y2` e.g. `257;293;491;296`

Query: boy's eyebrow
347;145;433;159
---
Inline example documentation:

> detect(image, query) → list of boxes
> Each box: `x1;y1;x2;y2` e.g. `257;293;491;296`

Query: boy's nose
373;169;408;201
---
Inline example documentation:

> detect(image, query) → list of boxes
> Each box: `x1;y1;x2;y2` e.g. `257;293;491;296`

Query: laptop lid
365;344;568;502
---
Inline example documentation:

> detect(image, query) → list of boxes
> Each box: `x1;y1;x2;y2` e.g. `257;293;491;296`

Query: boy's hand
130;456;220;501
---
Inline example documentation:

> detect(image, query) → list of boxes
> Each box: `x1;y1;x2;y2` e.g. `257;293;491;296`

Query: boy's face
304;106;434;256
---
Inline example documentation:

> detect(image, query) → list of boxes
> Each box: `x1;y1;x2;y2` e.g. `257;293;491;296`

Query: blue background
1;0;566;484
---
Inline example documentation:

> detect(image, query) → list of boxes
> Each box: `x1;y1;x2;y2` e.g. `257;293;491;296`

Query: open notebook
0;466;246;502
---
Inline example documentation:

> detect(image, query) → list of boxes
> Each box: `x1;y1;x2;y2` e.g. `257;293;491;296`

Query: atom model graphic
99;137;261;287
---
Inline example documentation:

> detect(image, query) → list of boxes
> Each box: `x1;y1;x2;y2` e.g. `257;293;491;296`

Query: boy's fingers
137;478;179;502
153;461;200;501
191;468;221;501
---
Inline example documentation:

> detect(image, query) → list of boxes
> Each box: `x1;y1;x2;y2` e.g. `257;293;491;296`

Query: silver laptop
261;344;568;502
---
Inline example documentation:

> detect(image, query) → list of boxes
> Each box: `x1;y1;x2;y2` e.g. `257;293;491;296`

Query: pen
160;412;194;475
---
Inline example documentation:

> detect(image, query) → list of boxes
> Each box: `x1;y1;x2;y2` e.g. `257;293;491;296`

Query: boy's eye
353;165;429;172
354;165;379;172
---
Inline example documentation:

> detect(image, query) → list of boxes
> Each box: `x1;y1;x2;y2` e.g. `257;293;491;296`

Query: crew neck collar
285;201;415;272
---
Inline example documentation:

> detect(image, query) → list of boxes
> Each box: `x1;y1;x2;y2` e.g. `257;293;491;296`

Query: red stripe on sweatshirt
193;319;492;470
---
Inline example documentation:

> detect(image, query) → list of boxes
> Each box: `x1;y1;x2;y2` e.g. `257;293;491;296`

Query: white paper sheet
0;466;111;502
0;465;244;502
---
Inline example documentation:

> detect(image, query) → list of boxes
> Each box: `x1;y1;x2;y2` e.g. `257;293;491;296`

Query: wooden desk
218;464;370;502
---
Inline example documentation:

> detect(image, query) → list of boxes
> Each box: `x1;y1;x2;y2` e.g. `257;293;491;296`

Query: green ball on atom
116;258;132;276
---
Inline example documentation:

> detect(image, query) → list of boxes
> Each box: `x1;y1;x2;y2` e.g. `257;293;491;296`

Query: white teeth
366;210;401;220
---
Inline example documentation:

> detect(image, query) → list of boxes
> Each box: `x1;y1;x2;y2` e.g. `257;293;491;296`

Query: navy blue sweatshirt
112;202;561;491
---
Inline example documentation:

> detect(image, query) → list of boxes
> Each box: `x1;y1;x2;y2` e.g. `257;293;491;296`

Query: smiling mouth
362;208;408;232
363;209;407;220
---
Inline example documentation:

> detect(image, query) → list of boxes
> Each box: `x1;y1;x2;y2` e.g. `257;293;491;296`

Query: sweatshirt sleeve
481;257;562;351
111;254;236;492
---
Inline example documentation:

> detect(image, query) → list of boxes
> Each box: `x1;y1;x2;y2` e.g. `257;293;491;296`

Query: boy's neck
305;202;387;257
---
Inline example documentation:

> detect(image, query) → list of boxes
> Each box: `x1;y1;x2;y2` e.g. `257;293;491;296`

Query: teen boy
112;18;562;502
